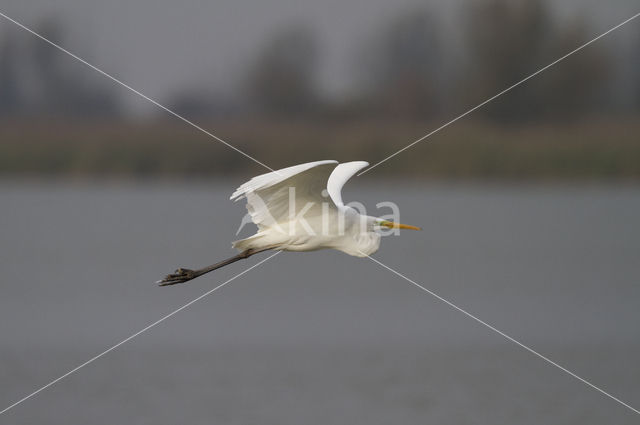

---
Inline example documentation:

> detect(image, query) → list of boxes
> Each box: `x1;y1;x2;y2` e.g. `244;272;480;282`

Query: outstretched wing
326;161;369;206
230;160;339;230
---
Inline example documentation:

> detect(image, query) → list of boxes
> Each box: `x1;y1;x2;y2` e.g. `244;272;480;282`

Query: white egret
158;160;420;286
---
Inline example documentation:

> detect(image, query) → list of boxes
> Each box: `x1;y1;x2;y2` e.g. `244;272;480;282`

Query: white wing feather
230;160;374;254
231;160;339;230
326;161;369;206
230;160;337;201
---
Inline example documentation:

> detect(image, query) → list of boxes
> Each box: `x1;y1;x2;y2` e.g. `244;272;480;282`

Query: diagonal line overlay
363;253;640;416
2;3;639;419
0;251;281;416
358;11;640;176
0;10;275;173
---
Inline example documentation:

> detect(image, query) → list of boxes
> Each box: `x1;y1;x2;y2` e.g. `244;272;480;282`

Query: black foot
157;268;197;286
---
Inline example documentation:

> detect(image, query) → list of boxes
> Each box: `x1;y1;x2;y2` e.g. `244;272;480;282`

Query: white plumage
158;160;420;285
231;160;404;257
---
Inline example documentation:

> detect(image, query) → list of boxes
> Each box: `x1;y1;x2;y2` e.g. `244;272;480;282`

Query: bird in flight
157;160;420;286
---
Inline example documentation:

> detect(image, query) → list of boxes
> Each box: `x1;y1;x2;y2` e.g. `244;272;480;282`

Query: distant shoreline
1;116;639;180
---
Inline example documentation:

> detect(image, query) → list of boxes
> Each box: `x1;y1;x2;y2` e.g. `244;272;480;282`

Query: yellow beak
380;220;422;231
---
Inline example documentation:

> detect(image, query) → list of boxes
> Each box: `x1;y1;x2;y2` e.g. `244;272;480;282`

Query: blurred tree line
459;0;611;122
234;0;638;123
1;0;639;122
0;19;120;118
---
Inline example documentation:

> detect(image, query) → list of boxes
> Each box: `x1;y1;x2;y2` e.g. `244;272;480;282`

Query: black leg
157;248;269;286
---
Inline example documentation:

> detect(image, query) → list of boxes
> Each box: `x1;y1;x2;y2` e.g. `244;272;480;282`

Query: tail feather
232;233;265;251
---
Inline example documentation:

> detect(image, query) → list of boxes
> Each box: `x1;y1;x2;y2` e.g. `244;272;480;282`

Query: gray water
1;181;639;424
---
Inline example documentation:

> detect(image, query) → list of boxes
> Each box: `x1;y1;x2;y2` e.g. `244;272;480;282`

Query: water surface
1;182;639;424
